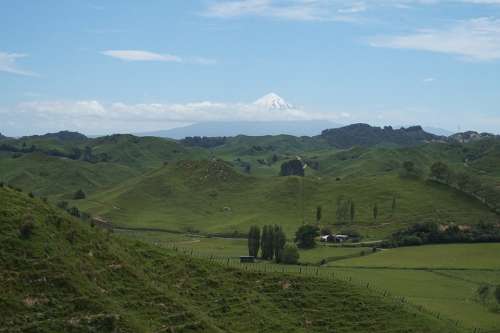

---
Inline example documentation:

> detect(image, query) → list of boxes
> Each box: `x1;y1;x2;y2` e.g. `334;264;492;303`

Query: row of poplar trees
248;225;286;262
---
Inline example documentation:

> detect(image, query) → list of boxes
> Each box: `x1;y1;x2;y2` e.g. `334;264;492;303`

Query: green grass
78;160;496;240
0;186;461;333
330;243;500;269
324;243;500;332
116;229;373;264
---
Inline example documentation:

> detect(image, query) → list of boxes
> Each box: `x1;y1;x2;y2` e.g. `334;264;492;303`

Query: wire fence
161;243;498;333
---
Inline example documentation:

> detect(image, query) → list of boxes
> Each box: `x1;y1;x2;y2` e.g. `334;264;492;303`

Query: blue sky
1;0;500;136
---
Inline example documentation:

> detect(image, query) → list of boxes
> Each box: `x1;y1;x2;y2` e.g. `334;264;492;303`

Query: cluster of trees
247;225;299;264
383;221;500;248
335;196;355;223
279;159;304;177
429;161;500;214
295;224;319;249
181;136;227;148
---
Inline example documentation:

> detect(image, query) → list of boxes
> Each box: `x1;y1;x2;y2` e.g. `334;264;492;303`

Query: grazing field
1;186;460;333
326;244;500;332
330;243;500;269
116;229;371;264
79;161;497;241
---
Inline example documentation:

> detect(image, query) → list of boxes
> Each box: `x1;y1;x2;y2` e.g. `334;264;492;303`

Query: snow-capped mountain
253;93;294;110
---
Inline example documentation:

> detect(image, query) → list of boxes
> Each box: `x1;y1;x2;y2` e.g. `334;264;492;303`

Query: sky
1;0;500;136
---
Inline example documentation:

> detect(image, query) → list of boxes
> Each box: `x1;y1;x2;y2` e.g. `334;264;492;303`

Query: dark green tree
261;225;274;260
349;200;355;223
373;203;378;222
336;196;352;224
73;189;86;200
316;206;322;223
247;225;261;257
281;244;300;264
294;224;319;249
273;225;286;262
279;159;304;177
495;285;500;305
391;196;397;215
430;161;452;184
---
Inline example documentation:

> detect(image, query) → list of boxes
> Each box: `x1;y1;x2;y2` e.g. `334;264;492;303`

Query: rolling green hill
0;185;461;332
1;127;499;241
78;159;497;239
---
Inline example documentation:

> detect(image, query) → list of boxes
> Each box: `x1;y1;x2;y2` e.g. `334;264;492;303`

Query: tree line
247;225;299;264
429;161;500;214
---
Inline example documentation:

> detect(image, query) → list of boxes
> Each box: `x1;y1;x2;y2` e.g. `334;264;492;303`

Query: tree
279;159;304;177
495;285;500;305
336;196;352;224
349;200;355;223
315;206;322;223
273;225;286;262
400;161;421;178
261;225;274;260
430;162;452;184
281;244;300;264
455;172;471;191
294;224;319;249
19;215;35;239
373;203;378;222
247;225;260;257
391;196;397;215
73;189;86;200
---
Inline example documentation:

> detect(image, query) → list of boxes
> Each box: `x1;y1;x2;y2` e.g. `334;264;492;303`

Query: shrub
294;224;319;249
279;159;304;177
57;201;69;210
66;230;77;244
73;189;86;200
401;235;423;246
495;285;500;304
281;244;300;264
68;206;81;218
19;216;35;239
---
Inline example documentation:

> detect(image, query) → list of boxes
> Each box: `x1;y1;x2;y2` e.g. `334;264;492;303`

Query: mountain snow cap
254;93;294;110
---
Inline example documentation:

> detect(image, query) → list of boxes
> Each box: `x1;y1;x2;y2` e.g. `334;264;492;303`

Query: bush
281;244;300;264
401;235;423;246
68;206;81;218
295;224;319;249
495;285;500;304
19;216;35;239
73;189;86;200
57;201;69;210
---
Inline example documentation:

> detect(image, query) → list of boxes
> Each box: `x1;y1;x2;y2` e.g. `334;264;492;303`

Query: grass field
326;244;500;332
1;186;461;333
330;243;500;269
77;160;497;241
115;229;372;264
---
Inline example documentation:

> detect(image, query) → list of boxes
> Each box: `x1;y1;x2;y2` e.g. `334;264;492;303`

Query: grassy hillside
0;186;460;332
78;159;497;239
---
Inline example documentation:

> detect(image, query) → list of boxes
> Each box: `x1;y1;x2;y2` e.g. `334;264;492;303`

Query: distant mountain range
136;120;341;139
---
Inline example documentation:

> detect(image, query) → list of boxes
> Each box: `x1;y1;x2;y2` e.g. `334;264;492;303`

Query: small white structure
320;234;350;243
320;235;330;242
334;234;349;242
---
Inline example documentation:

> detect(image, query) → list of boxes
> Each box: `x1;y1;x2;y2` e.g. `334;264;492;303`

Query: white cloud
202;0;363;22
369;17;500;61
0;52;37;76
101;50;215;65
203;0;500;22
5;97;340;135
423;77;435;82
